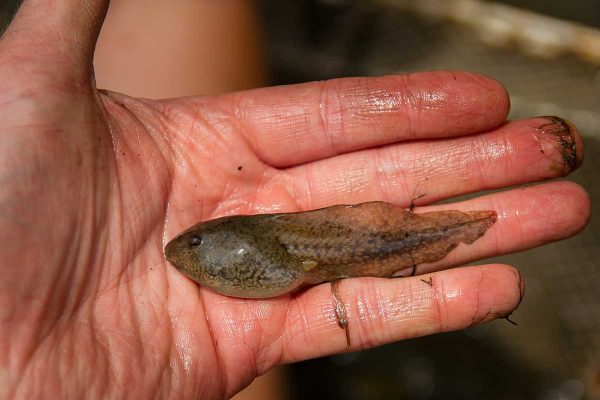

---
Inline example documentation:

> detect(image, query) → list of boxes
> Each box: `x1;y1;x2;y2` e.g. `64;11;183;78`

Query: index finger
227;71;510;167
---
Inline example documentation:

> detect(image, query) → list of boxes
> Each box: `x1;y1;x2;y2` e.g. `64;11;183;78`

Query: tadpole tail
401;209;497;268
465;210;497;224
456;210;497;244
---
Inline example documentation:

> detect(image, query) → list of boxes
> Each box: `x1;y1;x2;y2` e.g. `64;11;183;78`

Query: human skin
0;1;590;399
94;0;266;98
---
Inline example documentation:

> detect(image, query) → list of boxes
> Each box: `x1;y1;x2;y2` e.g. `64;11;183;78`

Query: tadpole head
164;220;258;293
164;227;209;280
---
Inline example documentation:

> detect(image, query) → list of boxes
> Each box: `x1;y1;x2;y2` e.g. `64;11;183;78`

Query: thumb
2;0;109;82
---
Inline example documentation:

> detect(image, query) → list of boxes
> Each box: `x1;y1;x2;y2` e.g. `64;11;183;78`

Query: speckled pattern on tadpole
165;202;497;298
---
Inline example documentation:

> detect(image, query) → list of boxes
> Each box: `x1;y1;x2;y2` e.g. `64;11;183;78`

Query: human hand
0;1;590;399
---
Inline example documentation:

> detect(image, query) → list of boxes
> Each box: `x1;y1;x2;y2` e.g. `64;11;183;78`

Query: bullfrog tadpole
165;201;496;349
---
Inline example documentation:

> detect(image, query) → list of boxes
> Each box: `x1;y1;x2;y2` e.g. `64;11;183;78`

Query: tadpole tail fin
406;209;497;266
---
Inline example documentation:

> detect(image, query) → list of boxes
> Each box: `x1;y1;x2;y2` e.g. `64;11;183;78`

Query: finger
223;71;509;167
3;0;109;79
402;181;590;275
226;264;522;364
288;116;584;208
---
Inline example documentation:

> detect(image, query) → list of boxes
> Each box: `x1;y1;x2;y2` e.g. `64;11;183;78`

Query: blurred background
2;1;598;399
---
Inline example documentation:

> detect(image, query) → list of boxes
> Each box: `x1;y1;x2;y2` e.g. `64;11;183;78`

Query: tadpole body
165;201;496;349
165;201;496;298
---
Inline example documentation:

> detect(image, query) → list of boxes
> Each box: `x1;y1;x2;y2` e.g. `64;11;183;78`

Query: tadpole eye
189;236;202;247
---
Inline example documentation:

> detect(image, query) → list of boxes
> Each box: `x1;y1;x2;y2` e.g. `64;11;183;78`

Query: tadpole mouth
164;239;178;265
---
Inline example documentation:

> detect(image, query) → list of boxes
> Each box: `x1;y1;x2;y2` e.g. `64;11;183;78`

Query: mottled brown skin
165;202;497;298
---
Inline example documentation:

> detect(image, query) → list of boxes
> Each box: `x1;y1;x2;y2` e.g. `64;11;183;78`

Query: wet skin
165;201;496;298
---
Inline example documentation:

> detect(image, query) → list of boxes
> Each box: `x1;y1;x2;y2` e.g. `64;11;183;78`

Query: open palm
0;1;590;399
